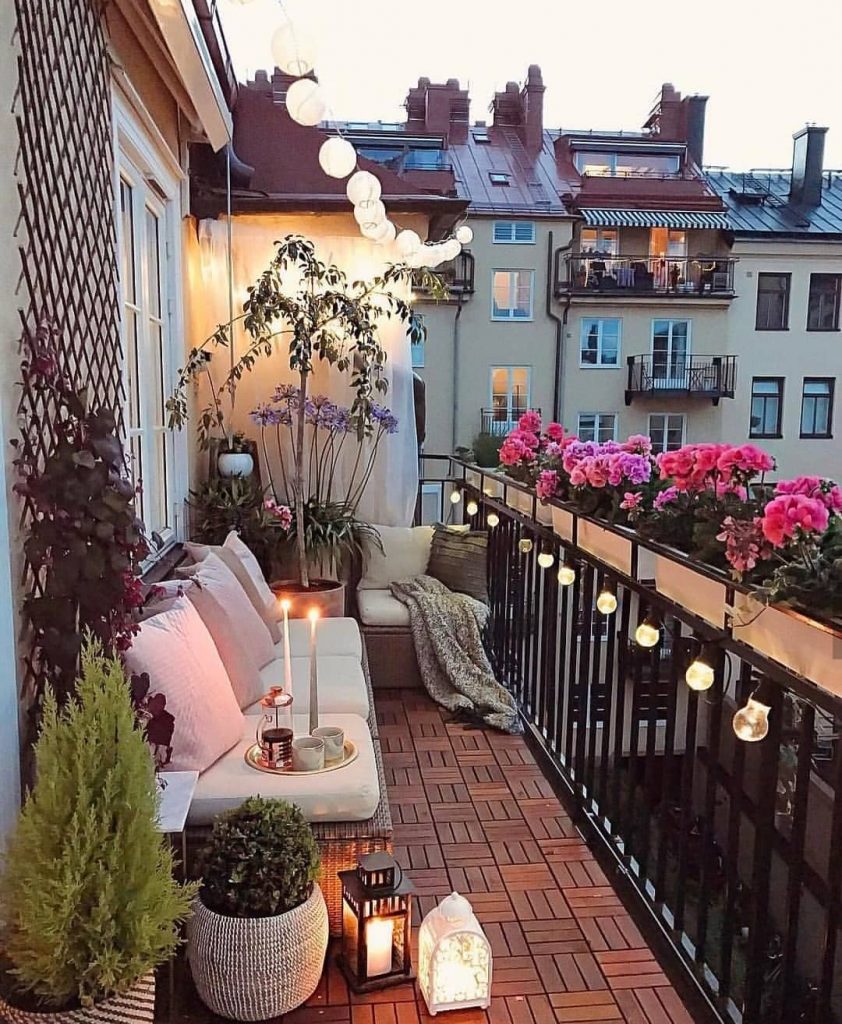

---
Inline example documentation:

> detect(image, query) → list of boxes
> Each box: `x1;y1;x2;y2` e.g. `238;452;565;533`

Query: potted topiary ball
187;797;328;1020
0;639;196;1023
217;431;254;479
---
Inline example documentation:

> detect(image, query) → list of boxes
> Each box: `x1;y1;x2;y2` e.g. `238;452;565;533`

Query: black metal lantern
337;852;414;992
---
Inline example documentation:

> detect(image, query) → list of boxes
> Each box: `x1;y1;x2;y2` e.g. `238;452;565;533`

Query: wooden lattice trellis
12;0;123;715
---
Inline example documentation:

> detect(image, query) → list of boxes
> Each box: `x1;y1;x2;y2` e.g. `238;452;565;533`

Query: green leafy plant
12;320;149;702
471;432;503;468
221;430;250;454
0;638;196;1008
198;797;320;918
168;235;444;586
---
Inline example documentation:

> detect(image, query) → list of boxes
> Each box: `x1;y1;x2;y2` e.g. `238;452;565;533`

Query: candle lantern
418;892;492;1015
255;687;293;769
337;853;414;992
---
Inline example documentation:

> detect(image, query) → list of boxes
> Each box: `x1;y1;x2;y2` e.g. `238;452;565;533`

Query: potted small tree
187;797;328;1020
216;430;254;479
0;639;196;1023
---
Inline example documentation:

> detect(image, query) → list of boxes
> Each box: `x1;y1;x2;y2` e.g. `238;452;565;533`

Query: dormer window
489;172;511;186
472;128;490;144
574;151;680;178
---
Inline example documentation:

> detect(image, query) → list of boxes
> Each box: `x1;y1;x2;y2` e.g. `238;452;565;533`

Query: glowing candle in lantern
308;608;319;734
366;917;394;977
280;599;293;693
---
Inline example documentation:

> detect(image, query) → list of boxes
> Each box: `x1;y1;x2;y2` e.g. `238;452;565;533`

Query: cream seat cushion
245;654;369;719
187;713;379;826
358;524;433;590
282;617;363;660
356;589;410;628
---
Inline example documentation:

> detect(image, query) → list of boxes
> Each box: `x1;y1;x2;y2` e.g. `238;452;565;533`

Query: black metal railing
625;354;737;404
416;455;842;1024
412;251;475;297
479;407;541;437
556;254;737;297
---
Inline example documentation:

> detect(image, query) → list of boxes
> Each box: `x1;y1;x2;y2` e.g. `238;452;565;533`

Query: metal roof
705;169;842;236
580;208;729;230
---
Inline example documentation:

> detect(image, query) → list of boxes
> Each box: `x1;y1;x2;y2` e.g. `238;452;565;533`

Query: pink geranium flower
518;410;542;434
536;470;559;501
775;476;842;511
545;422;566;443
760;494;830;548
620;491;643;510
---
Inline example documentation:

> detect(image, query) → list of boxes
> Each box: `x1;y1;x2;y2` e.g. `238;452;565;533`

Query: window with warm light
574;151;680;177
490;367;530;427
580;227;618;255
491;270;533;320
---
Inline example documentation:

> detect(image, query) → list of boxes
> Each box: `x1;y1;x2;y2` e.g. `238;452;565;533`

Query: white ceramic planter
0;975;155;1024
551;505;575;543
577;520;633;576
218;452;254;478
732;595;842;694
654;554;728;628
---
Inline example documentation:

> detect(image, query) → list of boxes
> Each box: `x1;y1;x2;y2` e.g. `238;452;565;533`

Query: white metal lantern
346;170;381;207
319;137;357;178
286;78;326;126
418;893;492;1015
270;22;316;76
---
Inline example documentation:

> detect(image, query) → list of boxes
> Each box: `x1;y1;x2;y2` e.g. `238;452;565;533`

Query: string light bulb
537;551;555;569
685;645;717;691
733;695;771;743
486;512;499;527
596;586;617;616
634;615;661;649
285;78;326;126
466;500;479;516
518;538;533;554
318;137;357;178
557;562;576;586
450;490;462;505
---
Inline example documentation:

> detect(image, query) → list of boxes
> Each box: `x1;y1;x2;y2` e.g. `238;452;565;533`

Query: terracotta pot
270;579;346;618
0;974;155;1024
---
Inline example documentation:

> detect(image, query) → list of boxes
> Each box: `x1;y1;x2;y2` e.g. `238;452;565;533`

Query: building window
580;228;618;255
573;151;680;177
580;318;621;367
491;270;533;320
807;274;841;331
409;313;425;368
648;414;685;453
489;171;511;186
800;378;834;438
755;273;790;330
651;319;691;382
750;377;784;438
493;221;535;244
577;412;617;444
472;127;490;144
488;367;530;431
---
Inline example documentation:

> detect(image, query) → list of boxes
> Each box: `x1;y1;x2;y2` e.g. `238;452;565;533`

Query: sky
219;0;842;171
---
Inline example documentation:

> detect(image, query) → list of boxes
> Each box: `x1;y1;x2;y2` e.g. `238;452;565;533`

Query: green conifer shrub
0;638;198;1008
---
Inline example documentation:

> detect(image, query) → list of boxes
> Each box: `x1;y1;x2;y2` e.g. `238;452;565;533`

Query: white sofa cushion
246;654;369;719
186;713;380;826
123;597;243;773
282;617;362;660
356;589;410;628
358;524;433;590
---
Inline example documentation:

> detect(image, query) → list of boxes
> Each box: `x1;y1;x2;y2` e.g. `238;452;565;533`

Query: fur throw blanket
390;575;521;734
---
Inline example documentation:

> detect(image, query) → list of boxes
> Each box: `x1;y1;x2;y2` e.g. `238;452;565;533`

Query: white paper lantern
441;238;462;262
418;893;492;1016
422;243;446;268
406;248;430;269
270;22;316;76
319;137;357;179
361;219;393;242
354;201;386;234
374;221;396;245
455;225;473;245
286;78;326;127
346;170;381;208
396;229;422;258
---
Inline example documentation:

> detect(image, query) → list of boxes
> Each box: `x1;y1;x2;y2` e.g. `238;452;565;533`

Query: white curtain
192;215;418;526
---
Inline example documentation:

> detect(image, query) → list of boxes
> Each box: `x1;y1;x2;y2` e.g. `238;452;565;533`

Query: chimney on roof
684;95;708;167
522;65;544;154
790;125;827;206
405;77;469;137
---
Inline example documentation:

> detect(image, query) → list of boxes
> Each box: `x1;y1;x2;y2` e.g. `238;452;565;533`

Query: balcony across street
625;355;738;404
558;255;737;298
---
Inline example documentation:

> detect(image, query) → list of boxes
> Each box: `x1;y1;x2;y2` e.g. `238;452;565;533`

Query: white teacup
313;726;345;762
292;736;325;772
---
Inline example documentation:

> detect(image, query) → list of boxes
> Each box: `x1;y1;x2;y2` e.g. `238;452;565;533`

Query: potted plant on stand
216;430;254;479
0;639;196;1023
187;797;328;1020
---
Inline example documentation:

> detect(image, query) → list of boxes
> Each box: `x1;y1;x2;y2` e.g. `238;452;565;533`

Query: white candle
280;599;293;693
308;608;319;734
366;917;394;978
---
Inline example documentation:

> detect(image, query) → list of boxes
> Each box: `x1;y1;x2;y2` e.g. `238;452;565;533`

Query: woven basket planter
0;974;155;1024
187;885;329;1020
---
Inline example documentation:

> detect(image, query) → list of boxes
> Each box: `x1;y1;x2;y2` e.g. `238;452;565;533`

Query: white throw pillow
358;525;434;590
178;552;275;669
123;596;243;773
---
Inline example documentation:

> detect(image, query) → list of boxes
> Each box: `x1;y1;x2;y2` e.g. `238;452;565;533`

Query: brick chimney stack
790;125;827;206
405;77;469;137
522;64;545;154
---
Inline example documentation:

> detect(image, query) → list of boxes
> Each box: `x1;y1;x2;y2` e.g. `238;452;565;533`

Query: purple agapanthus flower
250;403;283;426
371;403;399;434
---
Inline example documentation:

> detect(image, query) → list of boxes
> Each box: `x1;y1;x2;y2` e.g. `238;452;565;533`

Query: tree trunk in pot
294;368;309;588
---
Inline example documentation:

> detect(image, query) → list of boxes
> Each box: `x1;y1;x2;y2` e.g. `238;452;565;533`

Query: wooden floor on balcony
157;688;698;1024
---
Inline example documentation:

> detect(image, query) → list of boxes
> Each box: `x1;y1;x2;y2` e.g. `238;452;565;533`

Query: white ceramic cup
313;725;344;762
292;736;325;772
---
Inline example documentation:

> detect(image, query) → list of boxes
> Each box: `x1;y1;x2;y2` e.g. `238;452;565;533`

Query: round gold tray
244;740;358;776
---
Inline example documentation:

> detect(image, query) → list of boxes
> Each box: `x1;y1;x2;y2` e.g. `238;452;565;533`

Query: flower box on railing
577;519;633;577
535;502;553;526
732;594;842;693
551;504;574;543
465;469;483;491
654;553;729;628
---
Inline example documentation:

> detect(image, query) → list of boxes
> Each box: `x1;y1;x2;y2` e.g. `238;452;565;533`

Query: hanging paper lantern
354;201;386;234
362;219;393;242
270;22;317;77
346;170;382;208
374;221;397;245
455;225;473;245
286;78;326;127
396;230;422;258
441;238;462;262
319;137;357;179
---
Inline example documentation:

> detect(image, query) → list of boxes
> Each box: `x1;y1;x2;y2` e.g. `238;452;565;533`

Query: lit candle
280;599;293;693
366;917;394;977
308;608;319;734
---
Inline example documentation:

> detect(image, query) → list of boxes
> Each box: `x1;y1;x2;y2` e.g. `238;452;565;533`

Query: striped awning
580;208;730;230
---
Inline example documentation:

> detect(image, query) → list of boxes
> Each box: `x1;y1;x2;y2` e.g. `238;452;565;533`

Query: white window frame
580;227;618;255
647;413;686;454
577;412;618;443
579;318;622;368
491;269;534;322
651;318;692;386
489;366;532;429
112;88;188;560
493;221;536;244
